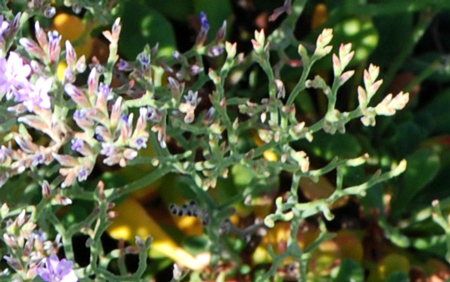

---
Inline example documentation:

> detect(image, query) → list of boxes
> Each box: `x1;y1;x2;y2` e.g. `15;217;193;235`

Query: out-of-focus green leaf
386;271;410;282
331;259;364;282
371;9;413;67
391;149;440;219
118;0;176;59
183;235;209;255
146;0;193;22
299;131;362;161
60;200;91;226
381;120;427;159
417;88;450;136
411;165;450;208
232;164;255;189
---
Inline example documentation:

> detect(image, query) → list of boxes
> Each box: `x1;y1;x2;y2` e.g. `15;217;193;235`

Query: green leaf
232;164;255;189
371;10;413;67
331;259;364;282
412;166;450;206
391;149;440;219
146;0;193;22
118;0;176;59
182;235;209;255
386;271;410;282
298;131;362;161
417;88;450;135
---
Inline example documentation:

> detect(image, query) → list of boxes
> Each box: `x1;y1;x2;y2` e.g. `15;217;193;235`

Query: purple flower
78;167;88;181
15;77;52;112
184;90;201;106
71;138;84;152
209;46;224;57
37;254;78;282
0;52;31;95
73;109;95;129
134;137;146;149
146;106;162;123
117;58;132;71
98;83;112;101
200;11;210;31
100;143;118;156
137;52;150;69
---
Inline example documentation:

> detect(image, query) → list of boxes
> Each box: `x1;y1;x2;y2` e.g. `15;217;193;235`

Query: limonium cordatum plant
0;0;428;281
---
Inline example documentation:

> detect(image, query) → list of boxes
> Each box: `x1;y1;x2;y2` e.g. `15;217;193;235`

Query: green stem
287;59;314;106
112;165;173;200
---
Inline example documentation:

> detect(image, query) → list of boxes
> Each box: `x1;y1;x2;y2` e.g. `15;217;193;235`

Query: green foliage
118;0;176;58
2;0;450;281
331;259;364;282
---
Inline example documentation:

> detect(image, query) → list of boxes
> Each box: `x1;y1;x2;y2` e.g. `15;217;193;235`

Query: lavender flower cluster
0;16;152;189
0;4;227;279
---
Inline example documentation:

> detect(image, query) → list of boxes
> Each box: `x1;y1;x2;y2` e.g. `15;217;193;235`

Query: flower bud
216;20;227;42
44;6;56;18
65;41;77;69
34;21;47;49
65;84;91;108
252;29;265;54
41;180;51;198
316;28;333;49
19;38;45;59
225;41;237;59
339;70;354;86
76;55;86;73
298;44;309;61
